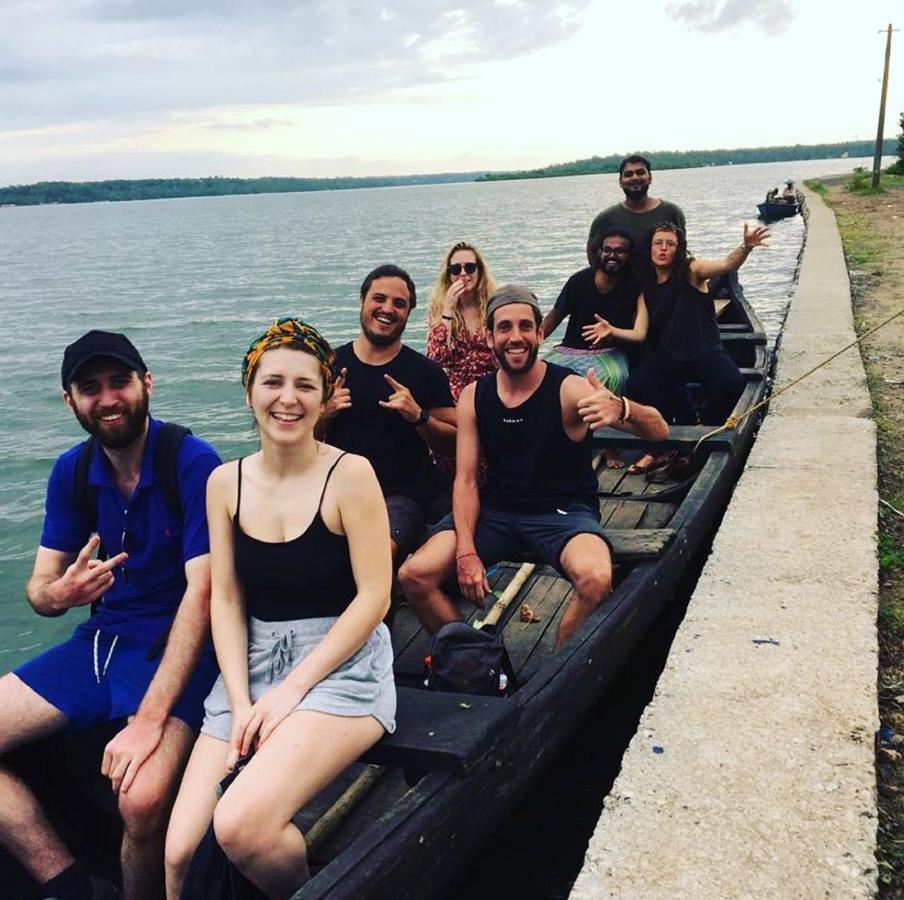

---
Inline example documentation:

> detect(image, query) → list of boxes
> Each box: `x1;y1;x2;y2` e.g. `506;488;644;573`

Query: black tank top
645;278;721;362
475;363;598;513
233;454;358;621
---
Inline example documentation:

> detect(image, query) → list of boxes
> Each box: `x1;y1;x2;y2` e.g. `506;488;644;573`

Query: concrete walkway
571;188;879;899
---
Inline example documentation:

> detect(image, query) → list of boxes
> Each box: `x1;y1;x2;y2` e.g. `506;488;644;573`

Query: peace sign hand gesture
51;534;128;612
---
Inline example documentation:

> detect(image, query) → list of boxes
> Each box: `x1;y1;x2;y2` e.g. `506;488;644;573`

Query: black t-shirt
553;268;640;349
329;343;454;504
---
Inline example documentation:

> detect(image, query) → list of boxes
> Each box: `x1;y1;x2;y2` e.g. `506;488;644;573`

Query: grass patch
835;211;883;269
805;179;827;195
880;532;904;571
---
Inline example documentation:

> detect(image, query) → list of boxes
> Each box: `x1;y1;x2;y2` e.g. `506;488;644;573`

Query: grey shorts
200;616;396;741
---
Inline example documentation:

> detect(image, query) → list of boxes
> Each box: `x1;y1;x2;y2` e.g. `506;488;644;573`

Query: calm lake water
0;157;870;669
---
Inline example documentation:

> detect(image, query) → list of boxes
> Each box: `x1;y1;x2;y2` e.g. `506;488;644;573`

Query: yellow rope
693;305;904;455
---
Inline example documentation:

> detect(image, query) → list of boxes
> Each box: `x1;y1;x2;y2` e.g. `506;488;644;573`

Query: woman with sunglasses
164;319;395;899
606;222;769;474
426;242;498;402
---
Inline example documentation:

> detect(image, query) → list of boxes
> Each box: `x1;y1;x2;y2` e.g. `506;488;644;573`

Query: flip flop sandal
627;450;676;475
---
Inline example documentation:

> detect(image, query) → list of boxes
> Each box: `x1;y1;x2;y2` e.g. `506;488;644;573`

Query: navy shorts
432;502;611;576
14;627;219;734
386;494;427;560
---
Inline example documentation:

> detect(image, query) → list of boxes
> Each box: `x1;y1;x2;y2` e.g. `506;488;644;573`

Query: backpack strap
154;423;192;519
73;437;99;528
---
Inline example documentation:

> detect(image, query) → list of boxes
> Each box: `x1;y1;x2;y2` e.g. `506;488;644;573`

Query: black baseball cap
61;330;147;388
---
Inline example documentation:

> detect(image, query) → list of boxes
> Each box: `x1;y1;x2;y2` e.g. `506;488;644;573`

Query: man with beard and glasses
399;285;668;650
324;265;457;564
543;229;645;469
586;154;686;266
0;331;220;900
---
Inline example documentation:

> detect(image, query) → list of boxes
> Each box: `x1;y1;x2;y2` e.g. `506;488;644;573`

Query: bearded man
399;285;668;650
324;265;457;563
586;154;687;266
0;330;220;899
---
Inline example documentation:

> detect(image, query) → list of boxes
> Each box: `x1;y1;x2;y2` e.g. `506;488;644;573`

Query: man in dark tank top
399;285;668;650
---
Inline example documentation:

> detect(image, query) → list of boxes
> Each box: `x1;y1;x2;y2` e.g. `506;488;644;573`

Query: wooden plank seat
362;687;520;775
509;527;675;564
592;425;736;449
720;331;767;345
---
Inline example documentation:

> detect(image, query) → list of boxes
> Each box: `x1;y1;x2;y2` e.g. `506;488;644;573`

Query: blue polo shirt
40;417;221;643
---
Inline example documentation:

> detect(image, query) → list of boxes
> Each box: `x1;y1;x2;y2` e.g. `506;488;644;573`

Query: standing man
399;286;668;650
325;264;457;563
0;331;220;900
586;154;686;265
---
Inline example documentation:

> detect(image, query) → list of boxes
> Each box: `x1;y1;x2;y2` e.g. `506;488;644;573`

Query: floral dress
426;321;498;402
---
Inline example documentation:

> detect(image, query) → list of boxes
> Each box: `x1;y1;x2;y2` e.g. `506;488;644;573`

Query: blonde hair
427;241;497;341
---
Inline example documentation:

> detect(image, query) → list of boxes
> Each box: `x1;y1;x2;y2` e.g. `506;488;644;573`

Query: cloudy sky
1;0;901;185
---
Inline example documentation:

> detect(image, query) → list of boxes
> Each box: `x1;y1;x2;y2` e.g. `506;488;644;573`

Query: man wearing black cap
399;286;668;650
0;331;220;900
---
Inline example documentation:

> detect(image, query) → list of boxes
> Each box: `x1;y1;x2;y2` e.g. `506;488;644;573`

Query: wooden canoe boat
1;273;770;899
288;272;770;899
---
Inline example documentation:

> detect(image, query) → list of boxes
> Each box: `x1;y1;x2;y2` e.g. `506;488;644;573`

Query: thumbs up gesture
576;369;622;431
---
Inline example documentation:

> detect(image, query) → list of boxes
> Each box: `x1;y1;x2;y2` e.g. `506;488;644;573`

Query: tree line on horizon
0;139;897;206
476;139;898;181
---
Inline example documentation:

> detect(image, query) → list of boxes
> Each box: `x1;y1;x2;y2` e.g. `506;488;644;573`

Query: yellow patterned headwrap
241;318;336;398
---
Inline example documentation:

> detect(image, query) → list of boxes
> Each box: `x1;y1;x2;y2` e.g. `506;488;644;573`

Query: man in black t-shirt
543;228;640;354
324;264;456;561
399;285;668;650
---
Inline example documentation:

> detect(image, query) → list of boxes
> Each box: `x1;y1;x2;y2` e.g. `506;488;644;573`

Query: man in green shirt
586;154;686;265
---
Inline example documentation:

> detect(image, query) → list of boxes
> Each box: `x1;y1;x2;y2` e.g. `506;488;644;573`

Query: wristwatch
412;408;429;426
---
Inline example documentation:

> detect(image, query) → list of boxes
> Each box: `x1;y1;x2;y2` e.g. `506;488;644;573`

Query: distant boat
758;197;799;220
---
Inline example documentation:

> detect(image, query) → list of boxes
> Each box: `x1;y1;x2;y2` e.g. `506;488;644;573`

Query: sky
1;0;901;185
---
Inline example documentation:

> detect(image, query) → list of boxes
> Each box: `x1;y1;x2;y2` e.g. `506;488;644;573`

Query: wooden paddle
305;763;387;857
474;562;536;630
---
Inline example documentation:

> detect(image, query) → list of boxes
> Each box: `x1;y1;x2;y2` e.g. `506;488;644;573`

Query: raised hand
577;369;623;430
581;314;614;348
443;280;466;316
323;367;351;419
50;534;128;611
743;223;771;249
379;374;422;423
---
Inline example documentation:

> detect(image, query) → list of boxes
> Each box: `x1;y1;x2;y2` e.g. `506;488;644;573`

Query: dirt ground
822;179;904;896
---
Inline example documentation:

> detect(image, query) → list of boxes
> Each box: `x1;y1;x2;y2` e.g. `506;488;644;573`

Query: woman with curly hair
425;241;498;401
584;222;768;474
164;319;395;899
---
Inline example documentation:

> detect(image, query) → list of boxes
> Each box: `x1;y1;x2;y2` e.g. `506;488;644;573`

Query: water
0;157;868;670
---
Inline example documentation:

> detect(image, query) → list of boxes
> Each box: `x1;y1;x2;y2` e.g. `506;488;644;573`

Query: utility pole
872;23;896;189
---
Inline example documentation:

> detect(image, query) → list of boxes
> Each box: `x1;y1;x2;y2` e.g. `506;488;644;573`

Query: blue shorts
432;503;611;575
14;626;219;734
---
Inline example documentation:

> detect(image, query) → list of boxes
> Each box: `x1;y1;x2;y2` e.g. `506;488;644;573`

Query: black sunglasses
448;262;478;276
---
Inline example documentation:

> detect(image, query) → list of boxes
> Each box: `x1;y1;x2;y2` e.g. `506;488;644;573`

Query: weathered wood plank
592;425;735;449
362;687;520;774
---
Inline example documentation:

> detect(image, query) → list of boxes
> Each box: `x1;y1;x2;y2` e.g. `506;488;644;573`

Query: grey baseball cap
485;284;541;325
